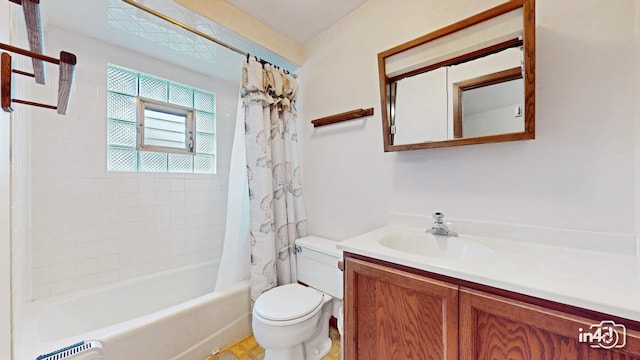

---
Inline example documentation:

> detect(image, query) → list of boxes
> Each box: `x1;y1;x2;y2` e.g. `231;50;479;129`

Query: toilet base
302;307;332;360
263;336;331;360
304;337;331;360
261;307;333;360
264;344;304;360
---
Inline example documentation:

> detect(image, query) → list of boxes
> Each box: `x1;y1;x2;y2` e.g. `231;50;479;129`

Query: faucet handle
432;212;444;223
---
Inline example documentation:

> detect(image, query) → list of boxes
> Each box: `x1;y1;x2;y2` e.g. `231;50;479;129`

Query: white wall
300;0;638;240
27;25;240;299
10;98;31;360
0;2;12;359
636;0;640;258
10;16;33;356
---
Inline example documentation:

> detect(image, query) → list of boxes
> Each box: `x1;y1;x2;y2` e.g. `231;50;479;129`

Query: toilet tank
295;236;343;299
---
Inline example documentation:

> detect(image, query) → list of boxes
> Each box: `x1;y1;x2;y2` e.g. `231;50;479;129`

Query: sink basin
379;233;494;260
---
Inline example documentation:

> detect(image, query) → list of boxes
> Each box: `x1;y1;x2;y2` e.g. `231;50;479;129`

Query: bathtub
18;260;252;360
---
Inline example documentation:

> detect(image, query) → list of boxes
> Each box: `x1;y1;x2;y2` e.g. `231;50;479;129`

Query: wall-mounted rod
13;98;56;110
121;0;248;57
311;108;375;127
9;0;46;84
12;69;33;77
1;50;77;115
0;42;59;64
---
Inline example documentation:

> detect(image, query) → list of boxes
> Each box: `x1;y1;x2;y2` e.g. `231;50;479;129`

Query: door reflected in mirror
454;67;524;138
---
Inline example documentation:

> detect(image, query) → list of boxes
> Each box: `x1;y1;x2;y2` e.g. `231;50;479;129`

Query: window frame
136;96;196;155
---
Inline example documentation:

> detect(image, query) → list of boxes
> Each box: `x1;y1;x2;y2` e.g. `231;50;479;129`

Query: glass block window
107;64;216;174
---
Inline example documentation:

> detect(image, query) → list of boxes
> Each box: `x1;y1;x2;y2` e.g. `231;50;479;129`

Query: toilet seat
254;284;323;322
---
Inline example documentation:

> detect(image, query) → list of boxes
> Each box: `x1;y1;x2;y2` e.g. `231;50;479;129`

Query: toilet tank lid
295;236;342;258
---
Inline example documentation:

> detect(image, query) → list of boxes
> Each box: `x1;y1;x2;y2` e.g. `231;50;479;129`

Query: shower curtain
240;57;307;302
215;100;251;293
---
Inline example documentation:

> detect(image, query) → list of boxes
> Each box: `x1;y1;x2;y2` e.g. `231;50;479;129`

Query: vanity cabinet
344;254;640;360
344;257;459;359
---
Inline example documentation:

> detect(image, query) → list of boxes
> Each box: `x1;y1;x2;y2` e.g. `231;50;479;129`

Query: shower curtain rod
121;0;247;56
120;0;290;72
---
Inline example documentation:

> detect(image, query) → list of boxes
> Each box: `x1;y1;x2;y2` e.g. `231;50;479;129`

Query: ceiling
41;0;366;83
225;0;366;44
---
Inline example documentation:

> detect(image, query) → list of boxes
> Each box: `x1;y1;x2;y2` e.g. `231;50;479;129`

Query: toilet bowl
252;236;343;360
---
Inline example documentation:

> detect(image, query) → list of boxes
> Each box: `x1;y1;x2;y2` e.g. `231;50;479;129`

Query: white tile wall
10;7;33;347
29;25;239;299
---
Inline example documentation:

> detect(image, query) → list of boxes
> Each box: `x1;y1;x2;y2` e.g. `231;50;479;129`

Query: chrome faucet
426;212;458;237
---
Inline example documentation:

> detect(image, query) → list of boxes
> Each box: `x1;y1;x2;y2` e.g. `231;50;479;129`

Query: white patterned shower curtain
240;57;307;302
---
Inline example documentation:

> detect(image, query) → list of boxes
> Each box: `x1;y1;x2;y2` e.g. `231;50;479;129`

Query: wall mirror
378;0;535;151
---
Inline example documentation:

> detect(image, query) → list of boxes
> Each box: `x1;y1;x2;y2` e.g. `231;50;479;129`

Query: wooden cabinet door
344;257;459;360
460;287;640;360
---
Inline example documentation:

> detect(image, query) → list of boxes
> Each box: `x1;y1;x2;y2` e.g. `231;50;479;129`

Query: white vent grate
37;340;103;360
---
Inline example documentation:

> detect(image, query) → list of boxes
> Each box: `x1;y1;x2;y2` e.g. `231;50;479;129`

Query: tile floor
208;326;341;360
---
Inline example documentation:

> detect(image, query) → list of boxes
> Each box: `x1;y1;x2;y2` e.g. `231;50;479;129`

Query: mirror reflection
391;46;523;145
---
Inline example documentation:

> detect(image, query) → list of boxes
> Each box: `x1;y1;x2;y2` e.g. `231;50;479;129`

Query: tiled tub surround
10;8;36;348
28;25;240;299
19;260;251;360
31;174;226;297
338;212;640;322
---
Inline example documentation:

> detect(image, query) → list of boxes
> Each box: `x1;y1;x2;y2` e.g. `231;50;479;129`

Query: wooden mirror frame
378;0;535;151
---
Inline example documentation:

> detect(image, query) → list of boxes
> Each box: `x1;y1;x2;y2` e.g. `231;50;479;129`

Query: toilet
252;236;343;360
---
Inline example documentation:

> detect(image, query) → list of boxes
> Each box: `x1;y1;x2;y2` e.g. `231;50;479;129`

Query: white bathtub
18;260;251;360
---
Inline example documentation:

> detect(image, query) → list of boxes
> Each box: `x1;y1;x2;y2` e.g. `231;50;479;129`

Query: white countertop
337;225;640;322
